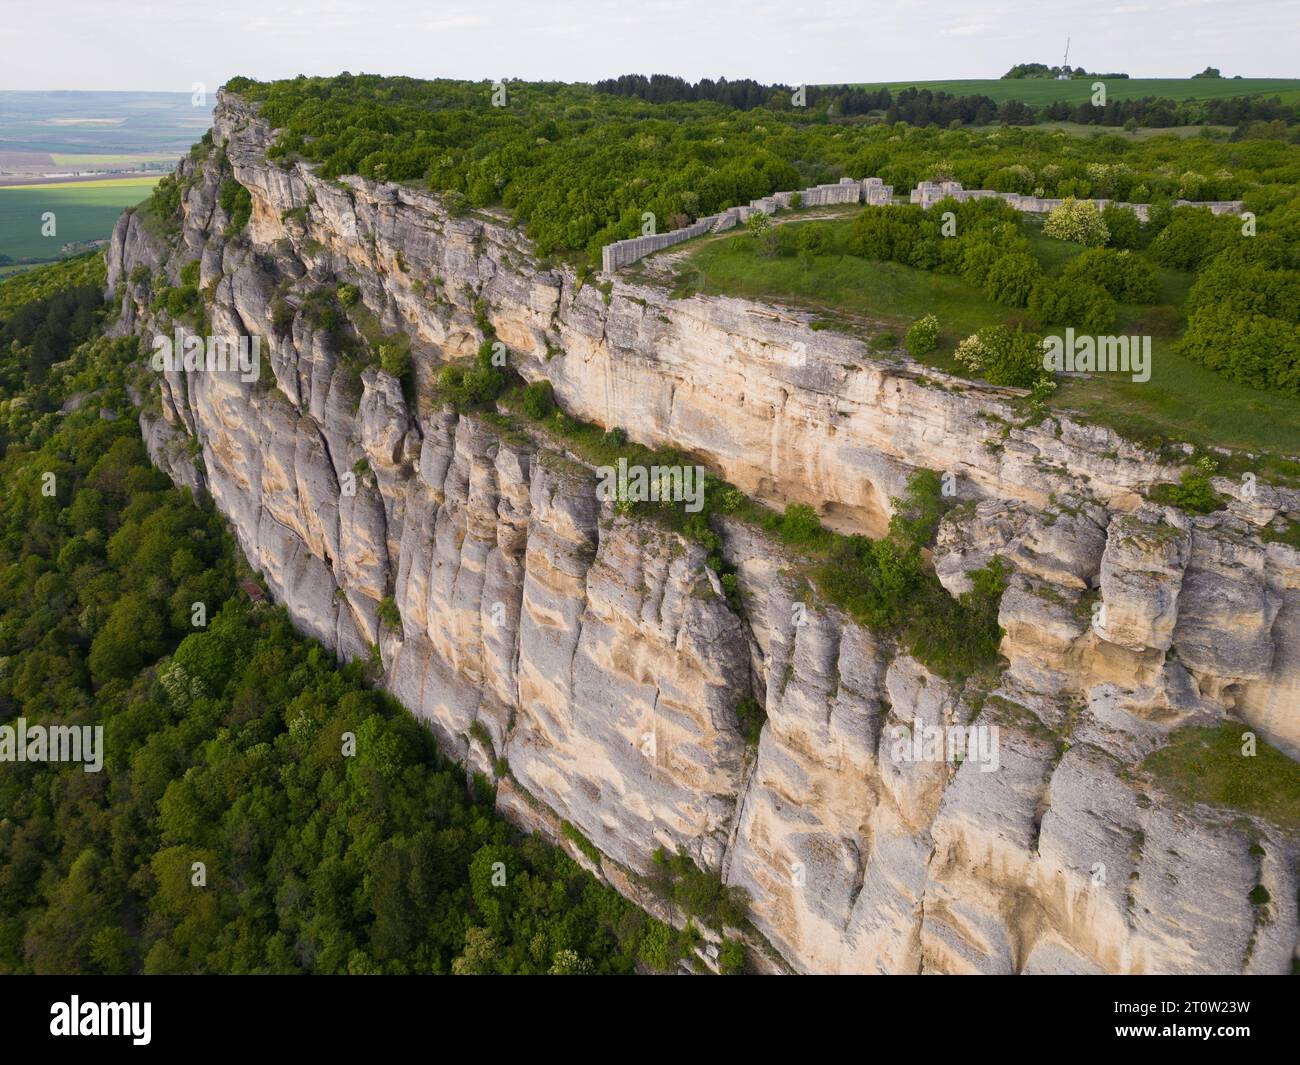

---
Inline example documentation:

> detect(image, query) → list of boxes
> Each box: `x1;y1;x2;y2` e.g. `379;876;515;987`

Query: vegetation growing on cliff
504;390;1006;681
1142;724;1300;832
218;176;252;236
644;848;749;933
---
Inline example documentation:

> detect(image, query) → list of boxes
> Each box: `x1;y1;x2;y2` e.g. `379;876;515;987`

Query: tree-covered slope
0;258;723;975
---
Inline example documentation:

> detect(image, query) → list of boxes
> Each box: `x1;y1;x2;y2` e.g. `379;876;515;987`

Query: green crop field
847;78;1300;106
0;179;157;263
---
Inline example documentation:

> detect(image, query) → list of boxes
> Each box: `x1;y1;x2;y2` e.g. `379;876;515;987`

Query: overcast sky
2;0;1296;92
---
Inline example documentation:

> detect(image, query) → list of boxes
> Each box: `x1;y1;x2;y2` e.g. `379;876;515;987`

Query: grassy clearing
678;218;1300;460
849;78;1300;106
1054;337;1300;458
1023;225;1085;273
1142;725;1300;833
677;240;989;365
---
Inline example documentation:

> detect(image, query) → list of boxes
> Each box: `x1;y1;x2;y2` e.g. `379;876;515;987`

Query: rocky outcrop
103;90;1300;974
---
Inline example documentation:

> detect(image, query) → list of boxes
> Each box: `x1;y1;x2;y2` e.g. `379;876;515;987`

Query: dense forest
595;74;1295;129
220;74;1300;265
0;258;743;975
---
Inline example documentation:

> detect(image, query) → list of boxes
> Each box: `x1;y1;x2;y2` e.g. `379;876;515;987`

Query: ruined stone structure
600;174;1244;274
601;176;894;273
908;179;1245;222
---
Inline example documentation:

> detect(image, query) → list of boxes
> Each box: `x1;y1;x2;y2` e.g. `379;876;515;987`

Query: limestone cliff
106;91;1300;974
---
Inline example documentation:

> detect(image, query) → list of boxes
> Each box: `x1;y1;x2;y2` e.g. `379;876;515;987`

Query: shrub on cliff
269;296;295;335
954;324;1046;388
647;848;749;931
145;173;183;236
776;503;823;545
378;342;410;383
733;697;766;746
888;468;947;548
903;557;1009;680
521;380;556;419
437;343;506;412
718;938;747;975
1152;471;1223;513
377;596;402;629
798;472;1008;680
218;177;252;237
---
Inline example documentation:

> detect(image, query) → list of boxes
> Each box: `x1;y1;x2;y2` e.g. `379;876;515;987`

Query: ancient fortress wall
908;179;1244;222
600;175;1244;273
600;176;894;272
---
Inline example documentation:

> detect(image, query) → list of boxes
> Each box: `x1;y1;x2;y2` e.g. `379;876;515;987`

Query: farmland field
0;91;191;265
50;152;177;168
3;175;161;191
0;90;209;155
848;78;1300;105
0;176;157;261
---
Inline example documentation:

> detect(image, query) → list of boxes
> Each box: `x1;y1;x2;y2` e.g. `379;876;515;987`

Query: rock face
106;91;1300;974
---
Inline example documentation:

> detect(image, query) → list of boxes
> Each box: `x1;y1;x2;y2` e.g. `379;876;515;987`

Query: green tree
1043;198;1110;247
983;252;1042;307
452;926;501;975
88;592;165;684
